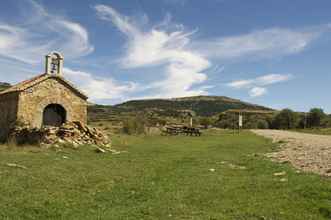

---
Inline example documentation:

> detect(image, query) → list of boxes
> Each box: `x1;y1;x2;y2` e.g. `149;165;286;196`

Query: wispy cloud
0;2;328;104
64;68;137;102
195;27;330;61
249;87;267;97
256;74;292;86
95;4;211;98
228;74;292;89
0;0;93;64
227;74;292;97
227;79;253;89
94;4;329;100
0;1;137;104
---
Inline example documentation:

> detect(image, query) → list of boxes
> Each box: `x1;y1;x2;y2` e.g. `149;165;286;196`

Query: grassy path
0;131;330;219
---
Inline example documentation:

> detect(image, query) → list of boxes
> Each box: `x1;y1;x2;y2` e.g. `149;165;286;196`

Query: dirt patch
251;129;331;177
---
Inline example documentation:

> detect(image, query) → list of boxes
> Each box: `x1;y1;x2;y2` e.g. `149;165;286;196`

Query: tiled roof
0;74;88;99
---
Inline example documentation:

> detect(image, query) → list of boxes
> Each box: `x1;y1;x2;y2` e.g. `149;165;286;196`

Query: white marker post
238;112;243;132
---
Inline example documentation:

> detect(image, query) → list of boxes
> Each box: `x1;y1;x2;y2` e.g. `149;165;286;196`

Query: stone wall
17;78;87;128
0;93;19;142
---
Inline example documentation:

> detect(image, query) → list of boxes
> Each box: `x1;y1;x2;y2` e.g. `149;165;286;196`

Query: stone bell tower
45;52;64;76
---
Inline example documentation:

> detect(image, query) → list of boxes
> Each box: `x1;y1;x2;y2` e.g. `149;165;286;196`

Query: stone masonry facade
0;93;19;142
0;52;88;142
17;77;87;128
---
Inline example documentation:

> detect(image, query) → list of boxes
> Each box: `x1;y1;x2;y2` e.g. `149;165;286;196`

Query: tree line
215;108;331;130
271;108;331;129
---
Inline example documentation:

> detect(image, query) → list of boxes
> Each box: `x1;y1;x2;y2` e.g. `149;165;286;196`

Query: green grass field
0;131;330;219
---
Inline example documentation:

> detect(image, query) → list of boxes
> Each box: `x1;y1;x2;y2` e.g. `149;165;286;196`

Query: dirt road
251;129;331;177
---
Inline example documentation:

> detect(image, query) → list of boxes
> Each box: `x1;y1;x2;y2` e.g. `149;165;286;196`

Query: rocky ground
9;121;111;152
252;129;331;177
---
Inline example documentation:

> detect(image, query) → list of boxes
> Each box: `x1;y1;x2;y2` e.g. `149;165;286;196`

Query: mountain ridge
0;82;11;92
0;81;273;120
113;95;272;117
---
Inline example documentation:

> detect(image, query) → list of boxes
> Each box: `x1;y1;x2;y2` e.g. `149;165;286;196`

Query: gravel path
251;129;331;177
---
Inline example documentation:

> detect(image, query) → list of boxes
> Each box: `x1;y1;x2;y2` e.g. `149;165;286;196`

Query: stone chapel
0;52;88;142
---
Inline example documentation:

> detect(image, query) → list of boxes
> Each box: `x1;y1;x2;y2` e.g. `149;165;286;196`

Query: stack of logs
8;121;111;150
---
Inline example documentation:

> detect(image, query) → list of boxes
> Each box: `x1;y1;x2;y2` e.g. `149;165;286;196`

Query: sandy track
251;129;331;177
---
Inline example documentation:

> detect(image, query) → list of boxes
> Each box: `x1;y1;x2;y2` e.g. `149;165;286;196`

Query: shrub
307;108;326;128
321;117;331;128
271;109;298;129
122;116;146;135
257;120;269;129
199;117;214;128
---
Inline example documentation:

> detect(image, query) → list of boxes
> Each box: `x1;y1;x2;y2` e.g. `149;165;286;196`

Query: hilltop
88;95;273;123
0;81;272;123
114;96;271;116
0;82;11;92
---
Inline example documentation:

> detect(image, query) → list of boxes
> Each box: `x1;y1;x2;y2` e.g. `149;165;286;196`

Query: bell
45;52;63;76
50;63;57;74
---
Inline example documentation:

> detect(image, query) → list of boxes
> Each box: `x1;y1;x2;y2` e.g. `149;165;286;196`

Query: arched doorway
43;104;66;127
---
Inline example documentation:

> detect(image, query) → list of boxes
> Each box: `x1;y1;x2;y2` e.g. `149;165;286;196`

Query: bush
215;118;235;129
215;112;272;129
271;109;298;129
257;120;269;129
307;108;326;128
122;116;146;135
321;117;331;128
199;117;214;129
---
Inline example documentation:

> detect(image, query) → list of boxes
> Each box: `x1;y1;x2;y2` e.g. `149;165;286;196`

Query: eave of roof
0;74;88;100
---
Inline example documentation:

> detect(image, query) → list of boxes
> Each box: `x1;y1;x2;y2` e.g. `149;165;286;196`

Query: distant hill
114;96;272;116
88;95;273;122
0;82;11;92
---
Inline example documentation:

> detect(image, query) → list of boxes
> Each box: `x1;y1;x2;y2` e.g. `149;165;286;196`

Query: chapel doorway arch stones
43;104;67;127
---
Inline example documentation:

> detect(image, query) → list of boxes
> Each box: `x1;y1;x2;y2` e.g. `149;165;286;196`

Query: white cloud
0;25;23;50
1;2;326;103
54;20;94;58
228;74;292;89
249;87;267;97
95;4;211;98
195;27;329;60
0;0;93;64
227;79;254;89
227;74;292;97
0;0;97;100
64;68;137;102
94;5;329;101
256;74;292;86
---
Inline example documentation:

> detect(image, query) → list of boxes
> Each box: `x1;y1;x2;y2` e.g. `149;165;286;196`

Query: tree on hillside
307;108;326;128
296;113;307;129
199;117;214;129
256;119;269;129
122;115;146;135
321;116;331;128
271;109;298;129
0;82;11;92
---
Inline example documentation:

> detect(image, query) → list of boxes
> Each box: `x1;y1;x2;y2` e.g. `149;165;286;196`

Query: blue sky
0;0;331;112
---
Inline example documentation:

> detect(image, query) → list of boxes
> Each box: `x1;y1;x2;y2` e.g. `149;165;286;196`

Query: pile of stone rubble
9;121;111;151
